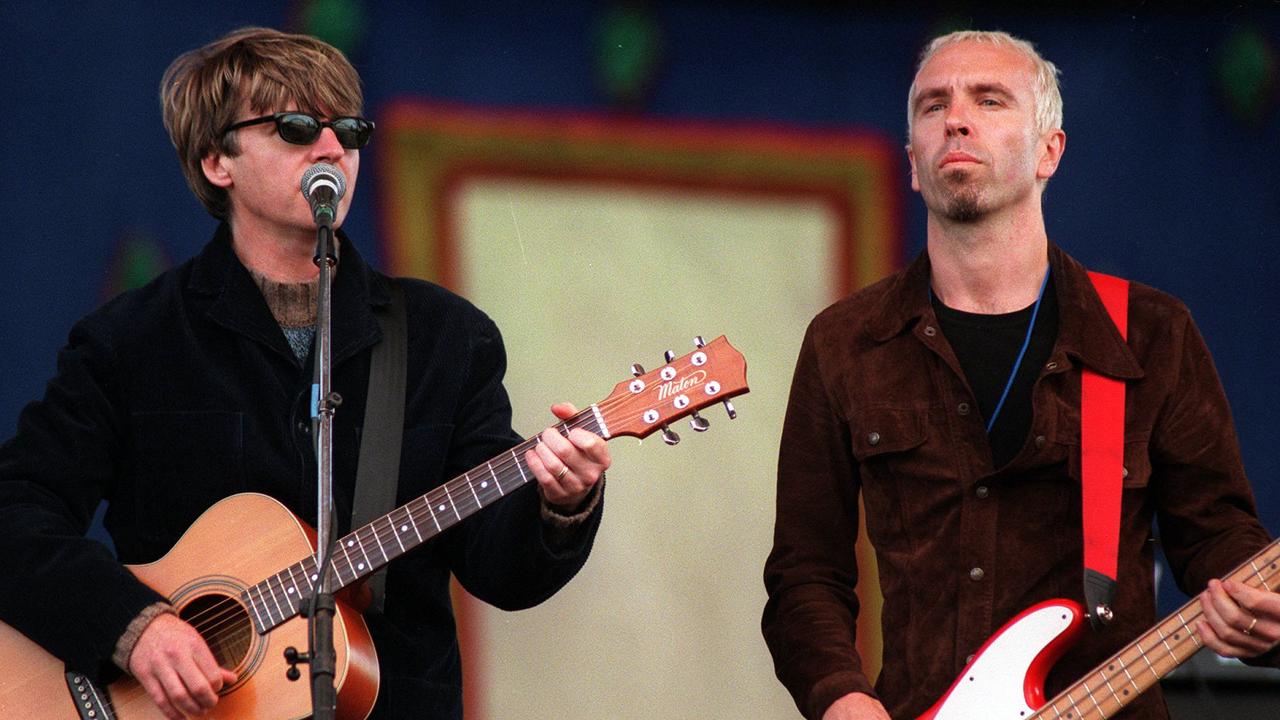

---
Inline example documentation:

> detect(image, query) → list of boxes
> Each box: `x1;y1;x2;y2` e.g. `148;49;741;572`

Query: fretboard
243;407;606;634
1031;536;1280;719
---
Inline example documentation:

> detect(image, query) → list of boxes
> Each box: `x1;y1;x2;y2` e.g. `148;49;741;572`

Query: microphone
300;163;347;228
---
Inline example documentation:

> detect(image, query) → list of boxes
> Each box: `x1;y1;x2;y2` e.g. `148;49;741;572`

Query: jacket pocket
849;406;928;554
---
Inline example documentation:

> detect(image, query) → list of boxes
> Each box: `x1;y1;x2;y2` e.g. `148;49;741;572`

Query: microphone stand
306;218;340;719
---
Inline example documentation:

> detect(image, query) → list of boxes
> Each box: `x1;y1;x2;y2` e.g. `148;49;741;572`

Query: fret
246;587;267;632
281;567;301;604
443;483;462;521
590;403;609;438
1157;631;1177;662
464;472;482;508
265;576;286;620
1081;679;1104;717
401;504;424;543
1175;612;1201;648
345;535;371;574
1118;660;1135;689
513;449;529;484
372;517;392;560
1251;559;1273;591
489;461;504;496
424;495;443;532
337;545;358;582
349;534;372;574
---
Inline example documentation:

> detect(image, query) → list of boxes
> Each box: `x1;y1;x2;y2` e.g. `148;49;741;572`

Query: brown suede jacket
763;244;1274;720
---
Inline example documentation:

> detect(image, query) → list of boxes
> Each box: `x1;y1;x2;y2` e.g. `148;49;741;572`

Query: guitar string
1033;554;1280;720
1039;557;1280;720
179;411;610;642
181;379;707;650
179;361;737;650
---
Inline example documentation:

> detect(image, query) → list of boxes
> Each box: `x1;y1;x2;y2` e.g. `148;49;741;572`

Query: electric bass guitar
0;336;749;720
919;536;1280;719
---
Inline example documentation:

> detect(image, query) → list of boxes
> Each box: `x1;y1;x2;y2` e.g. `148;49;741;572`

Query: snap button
957;402;970;415
297;421;309;434
969;567;985;581
867;432;881;446
975;486;989;499
1046;361;1058;370
1034;435;1046;449
924;325;937;337
1122;467;1129;479
965;654;976;665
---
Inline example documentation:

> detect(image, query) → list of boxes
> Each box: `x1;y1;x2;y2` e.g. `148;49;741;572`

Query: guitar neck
1032;537;1280;719
243;407;605;634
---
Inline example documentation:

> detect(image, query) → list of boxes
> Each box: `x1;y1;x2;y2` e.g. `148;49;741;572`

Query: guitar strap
352;280;407;614
1082;271;1129;630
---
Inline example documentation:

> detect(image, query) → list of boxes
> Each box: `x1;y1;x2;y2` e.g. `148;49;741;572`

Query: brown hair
159;27;364;218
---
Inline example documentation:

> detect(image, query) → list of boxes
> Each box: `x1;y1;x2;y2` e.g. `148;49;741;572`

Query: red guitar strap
1082;271;1129;630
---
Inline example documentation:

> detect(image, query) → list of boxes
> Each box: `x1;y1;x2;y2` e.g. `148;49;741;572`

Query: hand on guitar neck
524;402;612;513
129;612;238;719
823;692;891;720
1197;577;1280;658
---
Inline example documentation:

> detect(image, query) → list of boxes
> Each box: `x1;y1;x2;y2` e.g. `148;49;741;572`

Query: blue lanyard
984;267;1051;433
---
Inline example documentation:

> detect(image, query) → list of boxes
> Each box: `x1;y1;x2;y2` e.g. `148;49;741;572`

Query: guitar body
0;493;379;719
918;599;1085;720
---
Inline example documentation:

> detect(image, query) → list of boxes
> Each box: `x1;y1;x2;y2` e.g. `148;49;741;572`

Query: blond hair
907;30;1062;138
160;27;364;218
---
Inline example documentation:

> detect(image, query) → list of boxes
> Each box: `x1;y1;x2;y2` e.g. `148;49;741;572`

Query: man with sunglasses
0;26;607;720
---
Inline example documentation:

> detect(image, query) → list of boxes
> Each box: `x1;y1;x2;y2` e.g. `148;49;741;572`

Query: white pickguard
927;603;1076;720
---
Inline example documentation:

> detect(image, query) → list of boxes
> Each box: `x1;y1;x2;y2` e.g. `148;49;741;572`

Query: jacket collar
187;223;392;366
866;242;1143;380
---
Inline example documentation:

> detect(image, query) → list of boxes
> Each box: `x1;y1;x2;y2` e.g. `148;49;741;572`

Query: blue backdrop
2;2;1278;607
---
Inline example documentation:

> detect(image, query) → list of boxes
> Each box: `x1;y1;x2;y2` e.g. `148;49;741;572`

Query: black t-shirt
932;274;1059;468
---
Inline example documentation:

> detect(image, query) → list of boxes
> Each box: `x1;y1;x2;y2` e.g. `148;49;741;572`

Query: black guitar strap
352;280;407;614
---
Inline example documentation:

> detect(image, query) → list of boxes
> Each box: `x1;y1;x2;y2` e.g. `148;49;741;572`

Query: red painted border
373;99;907;717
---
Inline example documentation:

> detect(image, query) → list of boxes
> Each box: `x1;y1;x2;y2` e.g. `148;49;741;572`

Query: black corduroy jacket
0;224;601;718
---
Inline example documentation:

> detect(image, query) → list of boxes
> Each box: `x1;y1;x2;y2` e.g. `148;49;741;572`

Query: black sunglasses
222;112;375;149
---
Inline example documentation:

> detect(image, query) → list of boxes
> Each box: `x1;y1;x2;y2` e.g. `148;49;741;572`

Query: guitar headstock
594;336;748;443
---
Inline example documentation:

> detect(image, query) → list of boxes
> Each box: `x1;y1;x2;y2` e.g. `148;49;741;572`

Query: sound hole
179;593;254;670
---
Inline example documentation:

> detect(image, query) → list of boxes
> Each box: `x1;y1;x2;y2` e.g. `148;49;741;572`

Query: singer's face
203;105;360;242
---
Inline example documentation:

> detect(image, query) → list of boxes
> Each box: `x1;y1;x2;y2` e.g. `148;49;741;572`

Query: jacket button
1034;435;1046;449
924;325;937;337
867;432;881;446
1046;361;1058;370
297;421;309;434
975;486;989;499
969;567;985;581
1122;467;1129;479
957;402;970;415
965;654;976;665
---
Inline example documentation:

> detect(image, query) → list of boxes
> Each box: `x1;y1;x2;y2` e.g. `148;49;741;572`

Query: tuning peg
661;424;681;445
663;349;676;362
630;363;645;377
689;411;710;432
693;335;706;348
722;399;737;420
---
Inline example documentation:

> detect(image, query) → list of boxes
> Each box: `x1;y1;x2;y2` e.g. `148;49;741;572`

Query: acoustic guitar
0;336;749;719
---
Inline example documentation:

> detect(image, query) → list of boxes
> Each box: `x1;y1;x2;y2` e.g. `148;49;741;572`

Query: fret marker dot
481;481;488;488
357;563;366;570
347;540;354;547
287;587;295;594
311;574;318;581
438;505;446;512
401;525;409;532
